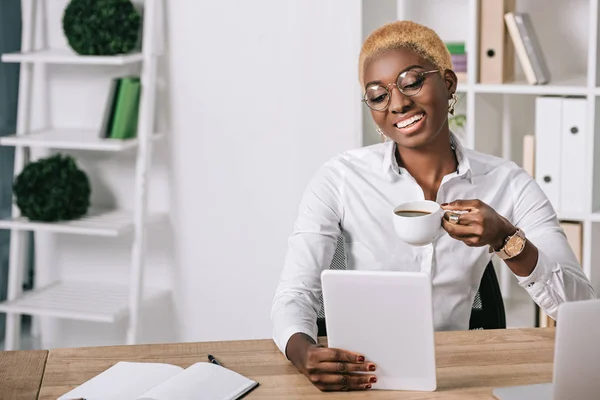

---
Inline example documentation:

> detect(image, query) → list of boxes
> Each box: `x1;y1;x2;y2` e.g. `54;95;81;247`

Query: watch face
506;235;525;256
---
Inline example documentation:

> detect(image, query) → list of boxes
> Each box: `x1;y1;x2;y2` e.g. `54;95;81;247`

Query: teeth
396;113;424;129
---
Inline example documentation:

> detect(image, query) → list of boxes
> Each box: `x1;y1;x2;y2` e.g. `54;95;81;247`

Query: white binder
535;97;562;212
560;98;587;214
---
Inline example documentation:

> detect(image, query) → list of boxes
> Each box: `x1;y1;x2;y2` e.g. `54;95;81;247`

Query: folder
561;221;583;264
522;135;535;177
559;98;587;214
535;97;562;212
479;0;515;83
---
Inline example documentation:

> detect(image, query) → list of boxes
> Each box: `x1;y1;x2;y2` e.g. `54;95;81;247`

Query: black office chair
316;237;506;336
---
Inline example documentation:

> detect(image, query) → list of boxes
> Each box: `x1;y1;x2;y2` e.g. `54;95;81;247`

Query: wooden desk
0;350;48;400
38;328;555;400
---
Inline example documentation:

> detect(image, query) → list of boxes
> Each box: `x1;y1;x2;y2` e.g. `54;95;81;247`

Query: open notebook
57;361;259;400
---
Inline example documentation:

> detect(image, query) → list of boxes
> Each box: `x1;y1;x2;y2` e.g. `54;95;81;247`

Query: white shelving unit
0;0;166;350
0;130;165;152
390;0;600;308
1;48;144;65
0;281;166;323
0;209;166;237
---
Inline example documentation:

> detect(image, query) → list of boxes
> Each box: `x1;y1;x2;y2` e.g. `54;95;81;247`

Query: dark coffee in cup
394;210;432;218
393;200;443;246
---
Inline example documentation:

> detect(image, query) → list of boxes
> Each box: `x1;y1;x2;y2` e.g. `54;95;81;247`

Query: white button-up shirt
271;136;596;356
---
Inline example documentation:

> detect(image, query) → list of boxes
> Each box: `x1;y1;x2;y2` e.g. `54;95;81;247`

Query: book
109;76;142;139
514;13;550;84
504;12;537;84
504;12;550;85
446;42;466;55
446;42;467;82
99;77;121;138
57;360;259;400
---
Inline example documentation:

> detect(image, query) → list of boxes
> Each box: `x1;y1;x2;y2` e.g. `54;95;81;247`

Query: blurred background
0;0;597;351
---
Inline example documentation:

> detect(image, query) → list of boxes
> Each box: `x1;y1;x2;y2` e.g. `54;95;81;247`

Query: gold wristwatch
494;228;526;260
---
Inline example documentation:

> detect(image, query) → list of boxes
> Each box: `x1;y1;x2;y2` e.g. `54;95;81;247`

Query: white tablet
321;270;436;391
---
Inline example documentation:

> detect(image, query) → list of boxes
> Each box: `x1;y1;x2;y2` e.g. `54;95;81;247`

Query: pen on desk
208;354;222;366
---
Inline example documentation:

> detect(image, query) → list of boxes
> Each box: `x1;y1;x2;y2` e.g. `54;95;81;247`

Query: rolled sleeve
509;167;596;320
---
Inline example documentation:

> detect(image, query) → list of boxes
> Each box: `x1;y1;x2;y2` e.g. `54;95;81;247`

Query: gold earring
376;126;386;142
448;93;458;115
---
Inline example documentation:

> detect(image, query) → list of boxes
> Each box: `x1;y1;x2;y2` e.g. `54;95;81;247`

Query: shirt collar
382;139;399;175
382;132;472;182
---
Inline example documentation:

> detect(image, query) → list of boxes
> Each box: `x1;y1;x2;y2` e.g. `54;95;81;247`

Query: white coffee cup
392;200;444;246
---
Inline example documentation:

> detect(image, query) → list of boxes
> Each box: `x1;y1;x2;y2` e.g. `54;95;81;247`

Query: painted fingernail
366;384;372;389
370;376;377;383
357;356;365;362
369;364;376;371
441;203;448;206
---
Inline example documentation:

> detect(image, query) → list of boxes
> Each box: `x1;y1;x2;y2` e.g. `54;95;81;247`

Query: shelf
0;129;164;151
1;49;143;65
557;212;600;222
474;75;588;95
456;82;472;93
0;281;168;323
0;209;165;237
557;212;588;222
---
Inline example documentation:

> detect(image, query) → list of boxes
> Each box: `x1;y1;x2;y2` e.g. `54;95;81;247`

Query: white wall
362;0;398;146
165;0;362;342
32;0;363;348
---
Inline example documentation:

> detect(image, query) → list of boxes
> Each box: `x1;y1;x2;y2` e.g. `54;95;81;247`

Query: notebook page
138;362;258;400
57;361;184;400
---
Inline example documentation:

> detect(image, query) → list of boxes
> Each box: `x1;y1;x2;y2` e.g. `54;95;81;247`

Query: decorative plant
448;92;467;142
62;0;141;56
449;114;466;130
13;154;91;222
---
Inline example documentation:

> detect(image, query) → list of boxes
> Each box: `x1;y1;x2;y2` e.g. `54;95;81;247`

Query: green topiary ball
13;154;91;222
62;0;141;56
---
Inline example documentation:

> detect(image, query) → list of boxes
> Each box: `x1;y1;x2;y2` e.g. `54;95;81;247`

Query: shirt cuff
275;324;318;360
515;250;557;289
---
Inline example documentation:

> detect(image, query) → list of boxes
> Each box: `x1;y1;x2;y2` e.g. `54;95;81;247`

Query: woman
271;20;596;392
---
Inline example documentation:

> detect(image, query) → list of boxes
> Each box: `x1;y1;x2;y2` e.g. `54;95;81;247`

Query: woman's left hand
441;199;516;250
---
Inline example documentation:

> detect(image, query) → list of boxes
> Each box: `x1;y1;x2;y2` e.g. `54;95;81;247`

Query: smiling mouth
395;112;425;129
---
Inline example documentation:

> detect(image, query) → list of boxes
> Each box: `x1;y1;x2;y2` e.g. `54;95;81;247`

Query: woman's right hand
286;333;377;391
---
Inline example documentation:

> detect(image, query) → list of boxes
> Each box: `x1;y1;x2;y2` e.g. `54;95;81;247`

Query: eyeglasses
362;69;439;111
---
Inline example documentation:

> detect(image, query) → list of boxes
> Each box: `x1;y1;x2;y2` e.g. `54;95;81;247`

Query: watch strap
494;228;525;260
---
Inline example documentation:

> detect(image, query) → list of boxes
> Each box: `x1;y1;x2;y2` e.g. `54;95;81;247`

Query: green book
99;77;121;138
445;42;466;55
109;77;142;140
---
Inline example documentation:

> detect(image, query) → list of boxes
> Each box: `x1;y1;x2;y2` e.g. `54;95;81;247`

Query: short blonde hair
358;20;453;86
